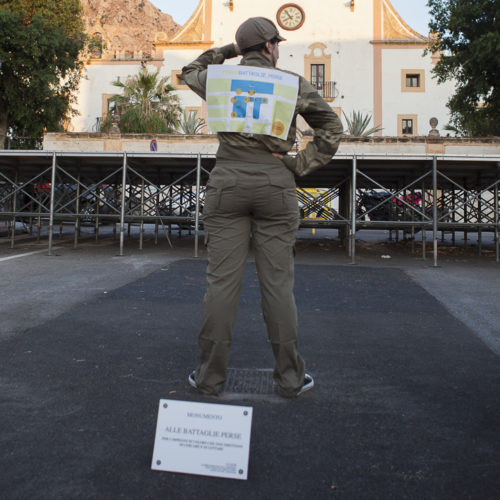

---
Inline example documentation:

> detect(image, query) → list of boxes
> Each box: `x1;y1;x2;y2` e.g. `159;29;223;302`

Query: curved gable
156;0;213;49
383;0;428;42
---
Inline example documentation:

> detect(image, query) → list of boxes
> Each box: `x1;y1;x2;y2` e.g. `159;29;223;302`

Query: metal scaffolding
1;151;499;264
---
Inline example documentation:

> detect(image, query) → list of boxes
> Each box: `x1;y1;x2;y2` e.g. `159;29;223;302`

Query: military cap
236;17;286;50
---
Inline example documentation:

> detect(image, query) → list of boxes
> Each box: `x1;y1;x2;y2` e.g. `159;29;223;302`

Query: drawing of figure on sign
206;65;298;139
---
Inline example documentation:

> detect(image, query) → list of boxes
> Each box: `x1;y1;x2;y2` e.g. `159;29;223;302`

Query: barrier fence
1;151;499;264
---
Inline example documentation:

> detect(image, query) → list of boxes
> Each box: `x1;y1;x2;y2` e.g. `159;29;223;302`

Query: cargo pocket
265;170;298;214
204;175;238;215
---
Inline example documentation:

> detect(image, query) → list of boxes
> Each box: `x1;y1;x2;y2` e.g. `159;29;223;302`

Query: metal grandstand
1;150;499;264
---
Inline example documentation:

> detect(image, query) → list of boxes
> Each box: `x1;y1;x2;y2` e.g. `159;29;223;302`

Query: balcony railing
310;81;337;100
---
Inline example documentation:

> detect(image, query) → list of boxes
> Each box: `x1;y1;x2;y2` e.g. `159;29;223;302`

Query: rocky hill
82;0;180;55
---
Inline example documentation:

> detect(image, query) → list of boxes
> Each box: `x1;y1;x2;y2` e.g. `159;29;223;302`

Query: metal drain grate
223;368;278;395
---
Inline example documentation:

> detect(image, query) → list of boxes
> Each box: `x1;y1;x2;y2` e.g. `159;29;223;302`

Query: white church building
72;0;455;137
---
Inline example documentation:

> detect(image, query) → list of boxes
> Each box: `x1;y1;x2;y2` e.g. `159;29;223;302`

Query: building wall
164;0;377;130
381;49;454;136
71;0;453;139
73;63;147;132
43;132;500;157
210;0;373;45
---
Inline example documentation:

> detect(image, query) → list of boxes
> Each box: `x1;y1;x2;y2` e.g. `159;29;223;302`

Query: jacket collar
240;51;275;69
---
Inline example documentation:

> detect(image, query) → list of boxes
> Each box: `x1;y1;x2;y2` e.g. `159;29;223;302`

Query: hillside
82;0;180;55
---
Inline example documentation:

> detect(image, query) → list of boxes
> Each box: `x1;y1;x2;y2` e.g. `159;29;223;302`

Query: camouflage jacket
182;44;343;176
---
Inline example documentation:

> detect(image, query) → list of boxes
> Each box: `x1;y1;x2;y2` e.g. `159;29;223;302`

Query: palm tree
343;110;383;136
106;69;181;133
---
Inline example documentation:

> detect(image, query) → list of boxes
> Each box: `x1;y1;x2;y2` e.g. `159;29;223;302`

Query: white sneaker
297;374;314;395
188;371;198;389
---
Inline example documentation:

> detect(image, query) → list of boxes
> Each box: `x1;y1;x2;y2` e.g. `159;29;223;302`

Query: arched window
304;43;335;101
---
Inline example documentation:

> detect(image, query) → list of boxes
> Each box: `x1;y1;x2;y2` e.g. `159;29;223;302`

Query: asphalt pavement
1;229;499;499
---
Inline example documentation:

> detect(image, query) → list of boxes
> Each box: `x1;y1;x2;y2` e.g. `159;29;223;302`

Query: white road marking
0;247;62;262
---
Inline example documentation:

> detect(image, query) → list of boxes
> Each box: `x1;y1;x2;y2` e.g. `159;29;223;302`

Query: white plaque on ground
151;399;253;480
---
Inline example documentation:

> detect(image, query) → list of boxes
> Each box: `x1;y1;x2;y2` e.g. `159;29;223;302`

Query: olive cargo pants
193;159;306;397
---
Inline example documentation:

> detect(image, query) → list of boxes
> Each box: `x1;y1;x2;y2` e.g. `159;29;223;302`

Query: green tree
0;0;87;148
2;0;85;33
107;69;181;133
427;0;500;136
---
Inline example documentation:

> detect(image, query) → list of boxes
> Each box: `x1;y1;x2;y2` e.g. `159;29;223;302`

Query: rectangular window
402;119;413;135
406;74;420;88
101;93;117;119
398;114;418;136
311;64;325;94
401;69;425;92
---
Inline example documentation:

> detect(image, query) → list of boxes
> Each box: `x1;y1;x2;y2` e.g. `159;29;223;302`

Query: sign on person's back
206;64;299;140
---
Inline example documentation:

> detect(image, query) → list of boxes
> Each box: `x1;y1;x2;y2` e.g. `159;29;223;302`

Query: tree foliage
0;0;86;148
107;69;181;133
427;0;500;136
1;0;85;34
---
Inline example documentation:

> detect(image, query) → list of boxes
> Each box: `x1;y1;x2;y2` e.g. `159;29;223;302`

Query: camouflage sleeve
181;44;239;100
282;77;344;177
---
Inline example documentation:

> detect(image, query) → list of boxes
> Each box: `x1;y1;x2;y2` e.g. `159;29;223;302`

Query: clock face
277;4;305;31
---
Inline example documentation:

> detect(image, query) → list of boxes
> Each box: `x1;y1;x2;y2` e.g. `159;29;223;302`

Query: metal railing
310;81;337;100
1;151;499;264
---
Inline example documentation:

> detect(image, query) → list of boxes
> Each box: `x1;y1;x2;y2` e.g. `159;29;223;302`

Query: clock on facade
276;3;305;31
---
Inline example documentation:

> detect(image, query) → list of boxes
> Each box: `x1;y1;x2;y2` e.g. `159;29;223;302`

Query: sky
150;0;432;36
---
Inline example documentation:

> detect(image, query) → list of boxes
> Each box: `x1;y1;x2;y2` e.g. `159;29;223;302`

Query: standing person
182;17;343;398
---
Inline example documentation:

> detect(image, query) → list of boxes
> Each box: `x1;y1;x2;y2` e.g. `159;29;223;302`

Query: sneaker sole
188;372;197;389
297;377;314;396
